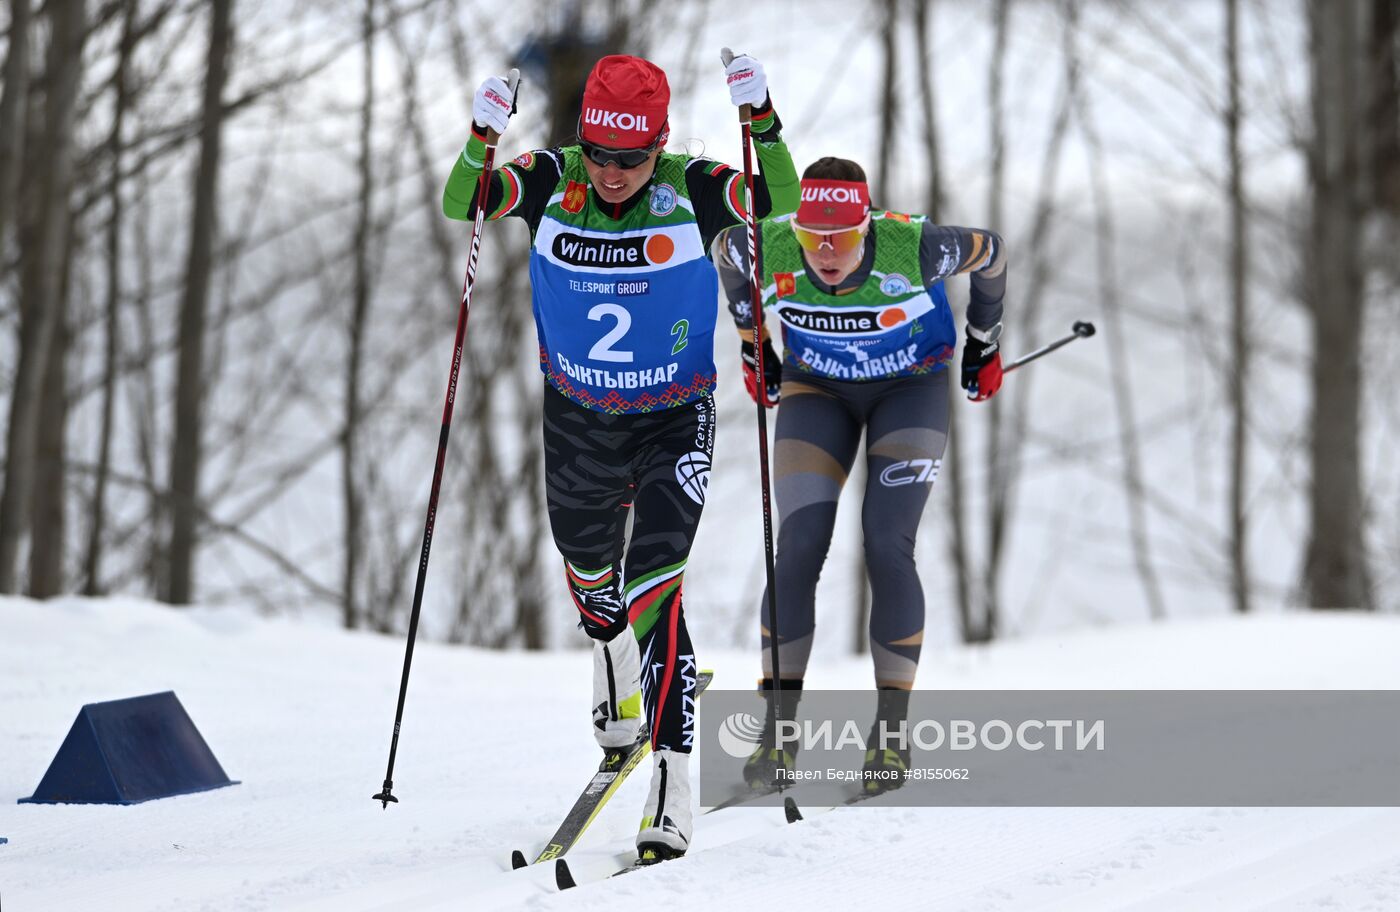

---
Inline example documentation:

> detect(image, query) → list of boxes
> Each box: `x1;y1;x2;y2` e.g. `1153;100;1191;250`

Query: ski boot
861;687;913;794
637;750;691;863
742;679;803;791
592;629;643;750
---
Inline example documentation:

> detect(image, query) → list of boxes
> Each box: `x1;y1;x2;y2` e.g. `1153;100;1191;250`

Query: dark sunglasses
580;140;657;170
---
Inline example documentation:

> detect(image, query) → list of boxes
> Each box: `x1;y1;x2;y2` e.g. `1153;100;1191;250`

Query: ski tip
555;858;578;890
510;849;528;870
783;795;804;823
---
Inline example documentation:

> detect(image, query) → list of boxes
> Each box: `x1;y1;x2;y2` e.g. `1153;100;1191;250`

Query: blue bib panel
528;152;718;414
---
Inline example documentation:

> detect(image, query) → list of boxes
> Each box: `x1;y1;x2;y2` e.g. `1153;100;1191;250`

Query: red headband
796;179;871;227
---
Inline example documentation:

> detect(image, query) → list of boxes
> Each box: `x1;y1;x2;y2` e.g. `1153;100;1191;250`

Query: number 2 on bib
588;303;633;363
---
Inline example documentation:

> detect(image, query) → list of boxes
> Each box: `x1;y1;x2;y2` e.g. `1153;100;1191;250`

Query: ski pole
722;46;790;801
373;69;520;809
1004;320;1096;373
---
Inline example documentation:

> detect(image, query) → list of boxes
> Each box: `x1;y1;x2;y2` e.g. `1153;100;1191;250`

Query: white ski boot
636;749;692;861
592;630;643;749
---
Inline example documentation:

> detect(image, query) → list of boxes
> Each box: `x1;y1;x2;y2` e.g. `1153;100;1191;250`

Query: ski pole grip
484;68;521;146
719;49;751;121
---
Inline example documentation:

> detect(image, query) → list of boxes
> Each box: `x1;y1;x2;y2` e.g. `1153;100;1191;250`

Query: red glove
960;333;1004;402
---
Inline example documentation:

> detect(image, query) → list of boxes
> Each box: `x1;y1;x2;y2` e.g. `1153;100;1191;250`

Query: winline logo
778;306;908;334
553;232;675;269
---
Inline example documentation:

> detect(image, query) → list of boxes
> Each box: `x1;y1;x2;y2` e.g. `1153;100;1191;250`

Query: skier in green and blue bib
715;156;1009;792
444;53;798;859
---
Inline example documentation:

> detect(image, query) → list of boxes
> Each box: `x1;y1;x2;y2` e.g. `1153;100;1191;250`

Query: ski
553;787;894;889
789;784;905;817
702;779;898;825
512;670;713;868
702;784;783;815
704;785;881;818
555;858;579;888
555;845;682;890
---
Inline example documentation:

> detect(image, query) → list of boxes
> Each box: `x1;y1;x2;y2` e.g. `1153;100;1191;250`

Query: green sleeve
442;129;491;220
753;134;799;219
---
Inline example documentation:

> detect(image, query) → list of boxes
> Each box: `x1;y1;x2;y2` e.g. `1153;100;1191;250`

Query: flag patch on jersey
775;273;797;298
562;180;588;214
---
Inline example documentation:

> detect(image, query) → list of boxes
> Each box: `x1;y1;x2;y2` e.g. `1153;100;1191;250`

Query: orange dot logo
645;234;675;264
878;307;907;329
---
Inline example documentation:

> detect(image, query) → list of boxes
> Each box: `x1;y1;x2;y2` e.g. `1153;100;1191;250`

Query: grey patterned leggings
760;368;950;688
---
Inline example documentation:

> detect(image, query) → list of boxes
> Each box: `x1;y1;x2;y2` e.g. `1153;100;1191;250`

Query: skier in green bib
714;156;1008;791
444;54;797;859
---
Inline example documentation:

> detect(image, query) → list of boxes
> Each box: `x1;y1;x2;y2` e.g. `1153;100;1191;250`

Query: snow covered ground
3;596;1400;911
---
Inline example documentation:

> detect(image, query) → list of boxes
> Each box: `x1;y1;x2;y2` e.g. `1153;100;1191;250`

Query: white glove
725;54;768;108
472;75;514;134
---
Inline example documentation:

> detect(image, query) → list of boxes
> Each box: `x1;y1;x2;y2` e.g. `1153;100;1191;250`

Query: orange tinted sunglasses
790;216;871;254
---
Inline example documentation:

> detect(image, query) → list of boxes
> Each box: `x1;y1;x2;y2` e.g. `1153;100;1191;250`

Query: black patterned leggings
542;383;715;753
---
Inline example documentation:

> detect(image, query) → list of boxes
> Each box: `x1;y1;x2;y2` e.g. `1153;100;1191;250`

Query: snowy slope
3;596;1399;911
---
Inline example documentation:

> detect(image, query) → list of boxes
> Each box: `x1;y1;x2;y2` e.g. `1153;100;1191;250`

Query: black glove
960;334;1004;402
740;337;782;406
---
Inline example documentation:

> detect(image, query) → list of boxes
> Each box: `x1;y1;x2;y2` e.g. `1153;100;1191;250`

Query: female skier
714;156;1007;790
444;53;798;857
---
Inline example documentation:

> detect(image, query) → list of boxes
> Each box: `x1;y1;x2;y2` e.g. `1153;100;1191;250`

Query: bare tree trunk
30;250;71;598
985;0;1010;228
1225;0;1252;613
130;166;165;595
166;0;234;605
342;0;375;629
513;421;547;648
0;0;84;594
913;0;977;645
945;0;1013;645
981;0;1013;631
875;0;899;194
915;0;944;222
0;0;32;258
992;1;1076;618
1370;0;1400;213
84;0;137;596
1304;0;1370;610
1072;5;1168;621
506;258;546;649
